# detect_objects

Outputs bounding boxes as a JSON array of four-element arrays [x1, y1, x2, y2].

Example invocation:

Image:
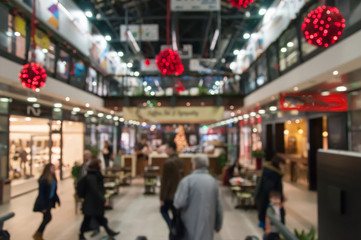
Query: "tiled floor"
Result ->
[[0, 178, 317, 240]]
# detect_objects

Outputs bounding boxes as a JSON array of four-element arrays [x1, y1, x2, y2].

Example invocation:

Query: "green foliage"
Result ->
[[71, 162, 82, 179], [217, 152, 227, 168], [85, 145, 100, 158], [294, 227, 317, 240], [198, 86, 208, 95], [252, 150, 265, 159]]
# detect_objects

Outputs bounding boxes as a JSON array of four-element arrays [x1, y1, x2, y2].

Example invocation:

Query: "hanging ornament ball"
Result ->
[[19, 62, 47, 90], [144, 58, 151, 66], [302, 5, 346, 48], [155, 49, 184, 76], [227, 0, 254, 8]]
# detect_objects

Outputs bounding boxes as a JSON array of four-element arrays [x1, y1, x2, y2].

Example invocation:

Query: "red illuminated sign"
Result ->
[[279, 93, 348, 112]]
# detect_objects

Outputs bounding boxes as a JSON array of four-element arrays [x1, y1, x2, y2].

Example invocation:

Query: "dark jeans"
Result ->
[[160, 200, 176, 229], [37, 210, 52, 233], [80, 215, 108, 234], [264, 233, 280, 240]]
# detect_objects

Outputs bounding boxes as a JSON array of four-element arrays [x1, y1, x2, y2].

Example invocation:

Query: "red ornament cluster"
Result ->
[[19, 63, 47, 90], [227, 0, 254, 8], [302, 6, 345, 48], [155, 48, 184, 75], [144, 58, 151, 66]]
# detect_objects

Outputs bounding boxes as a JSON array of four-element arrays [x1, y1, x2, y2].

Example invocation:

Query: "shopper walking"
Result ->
[[255, 155, 286, 229], [33, 163, 60, 240], [174, 154, 223, 240], [78, 158, 119, 240], [102, 140, 113, 168], [160, 141, 185, 229]]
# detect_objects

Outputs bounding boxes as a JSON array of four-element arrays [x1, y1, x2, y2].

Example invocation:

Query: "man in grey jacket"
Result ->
[[174, 154, 223, 240]]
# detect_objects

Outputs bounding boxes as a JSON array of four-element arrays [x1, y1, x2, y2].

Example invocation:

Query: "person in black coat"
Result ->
[[33, 163, 60, 240], [255, 156, 286, 229], [79, 158, 119, 240]]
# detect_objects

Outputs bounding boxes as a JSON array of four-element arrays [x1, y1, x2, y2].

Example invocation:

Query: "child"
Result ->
[[264, 191, 285, 240]]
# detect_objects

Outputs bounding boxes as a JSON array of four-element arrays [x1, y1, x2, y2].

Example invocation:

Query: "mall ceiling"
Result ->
[[73, 0, 276, 64]]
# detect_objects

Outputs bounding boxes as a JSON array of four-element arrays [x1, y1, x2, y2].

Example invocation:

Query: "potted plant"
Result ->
[[71, 161, 82, 180], [294, 227, 317, 240], [85, 145, 100, 158], [252, 150, 265, 170]]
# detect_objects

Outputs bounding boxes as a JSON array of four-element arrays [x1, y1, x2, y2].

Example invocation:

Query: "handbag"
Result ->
[[169, 210, 185, 240]]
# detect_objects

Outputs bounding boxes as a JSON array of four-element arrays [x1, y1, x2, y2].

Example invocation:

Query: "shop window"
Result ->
[[86, 67, 98, 93], [267, 43, 280, 81], [103, 77, 109, 96], [97, 75, 104, 96], [244, 65, 256, 94], [256, 54, 268, 87], [279, 25, 299, 72], [29, 33, 55, 74], [57, 50, 70, 81], [5, 15, 27, 60], [336, 0, 361, 27], [0, 131, 8, 179], [69, 59, 85, 88]]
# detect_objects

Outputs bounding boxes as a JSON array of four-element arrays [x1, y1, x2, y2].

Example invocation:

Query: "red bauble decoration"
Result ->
[[155, 48, 184, 75], [144, 58, 151, 66], [19, 62, 47, 90], [302, 6, 346, 48], [227, 0, 254, 8]]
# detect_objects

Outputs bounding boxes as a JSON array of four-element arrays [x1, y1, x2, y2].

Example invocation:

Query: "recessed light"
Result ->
[[336, 86, 347, 92], [333, 70, 339, 76], [14, 32, 21, 37], [85, 103, 90, 107], [0, 98, 11, 102], [33, 103, 40, 108], [287, 42, 294, 48], [65, 97, 70, 101], [259, 8, 267, 16], [86, 110, 94, 115], [321, 91, 330, 96], [127, 62, 133, 68], [85, 11, 93, 18], [42, 48, 48, 54], [243, 33, 250, 40], [281, 47, 287, 53], [238, 116, 243, 120], [110, 110, 115, 114], [233, 49, 239, 55], [54, 103, 63, 108], [243, 114, 250, 119], [105, 35, 111, 41], [293, 86, 299, 91], [250, 112, 256, 117], [73, 107, 81, 112], [106, 115, 112, 119], [258, 109, 266, 114], [118, 51, 124, 57], [231, 112, 235, 117], [269, 106, 278, 111], [9, 117, 17, 122], [25, 117, 32, 121], [113, 116, 119, 121], [119, 118, 124, 122], [54, 108, 61, 112], [27, 97, 37, 102], [97, 113, 104, 117], [35, 88, 40, 93], [284, 130, 289, 135]]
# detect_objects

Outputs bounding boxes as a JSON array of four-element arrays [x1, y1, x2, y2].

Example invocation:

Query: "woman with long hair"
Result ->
[[79, 158, 119, 240], [33, 163, 60, 240]]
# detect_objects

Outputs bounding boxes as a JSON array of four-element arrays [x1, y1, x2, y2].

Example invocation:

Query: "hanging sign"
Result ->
[[123, 107, 224, 123], [279, 93, 348, 112], [171, 0, 221, 11], [120, 24, 159, 42]]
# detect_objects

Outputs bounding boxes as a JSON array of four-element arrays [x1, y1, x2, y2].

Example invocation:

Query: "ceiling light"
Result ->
[[269, 106, 278, 111], [321, 91, 330, 96], [33, 103, 40, 108], [287, 42, 294, 48], [65, 97, 70, 101], [295, 119, 300, 124], [86, 110, 94, 115], [110, 110, 115, 114], [127, 62, 133, 68], [243, 114, 250, 119], [9, 118, 17, 122], [14, 32, 21, 37], [231, 112, 235, 117], [27, 97, 37, 102], [336, 86, 347, 92], [25, 117, 31, 121], [258, 109, 266, 114], [333, 70, 339, 76], [0, 98, 11, 102], [54, 108, 61, 112], [85, 103, 90, 107], [259, 8, 267, 16], [97, 113, 104, 117], [42, 48, 48, 53], [113, 116, 119, 121], [73, 107, 81, 112], [210, 29, 220, 51], [323, 131, 328, 137], [233, 49, 239, 55], [293, 86, 299, 91], [105, 35, 111, 41], [250, 112, 256, 117], [134, 71, 140, 77], [238, 116, 243, 120], [298, 129, 304, 134], [221, 58, 226, 63], [106, 115, 112, 119], [118, 51, 124, 57], [85, 11, 93, 18], [119, 118, 124, 122], [35, 88, 40, 92], [281, 47, 287, 53], [243, 33, 250, 40], [284, 130, 289, 135], [54, 103, 63, 108], [141, 122, 147, 127]]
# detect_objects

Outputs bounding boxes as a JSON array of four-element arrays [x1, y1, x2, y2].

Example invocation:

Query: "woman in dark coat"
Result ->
[[255, 156, 286, 229], [33, 163, 60, 240], [79, 158, 119, 240]]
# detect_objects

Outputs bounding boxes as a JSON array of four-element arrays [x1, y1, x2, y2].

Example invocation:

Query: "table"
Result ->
[[229, 177, 257, 209]]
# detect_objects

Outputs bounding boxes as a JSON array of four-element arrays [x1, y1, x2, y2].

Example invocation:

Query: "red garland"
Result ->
[[302, 6, 345, 48], [227, 0, 254, 8], [155, 48, 184, 75], [19, 63, 47, 90]]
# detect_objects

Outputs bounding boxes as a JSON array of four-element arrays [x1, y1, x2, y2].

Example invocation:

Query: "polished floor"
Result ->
[[0, 178, 317, 240]]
